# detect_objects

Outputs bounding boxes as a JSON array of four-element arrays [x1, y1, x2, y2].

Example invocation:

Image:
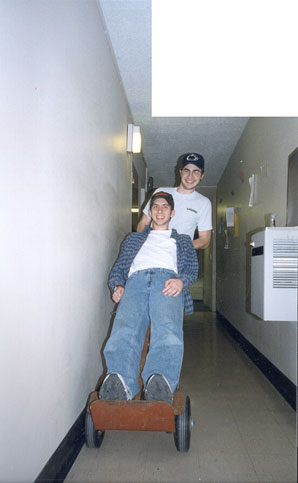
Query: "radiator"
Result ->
[[250, 227, 298, 321]]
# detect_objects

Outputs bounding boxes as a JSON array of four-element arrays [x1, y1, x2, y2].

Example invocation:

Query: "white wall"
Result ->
[[216, 118, 298, 384], [0, 1, 145, 480]]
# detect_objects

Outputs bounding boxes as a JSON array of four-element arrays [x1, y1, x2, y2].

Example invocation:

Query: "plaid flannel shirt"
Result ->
[[108, 227, 198, 315]]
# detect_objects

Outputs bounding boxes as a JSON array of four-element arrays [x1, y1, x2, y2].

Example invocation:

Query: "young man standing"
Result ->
[[137, 153, 212, 250], [100, 192, 198, 403]]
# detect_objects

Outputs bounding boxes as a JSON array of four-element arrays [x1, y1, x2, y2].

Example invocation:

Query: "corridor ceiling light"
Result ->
[[127, 124, 141, 154], [131, 208, 139, 213]]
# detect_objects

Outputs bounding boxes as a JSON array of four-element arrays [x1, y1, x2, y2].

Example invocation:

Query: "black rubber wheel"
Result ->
[[85, 411, 105, 448], [174, 395, 191, 452]]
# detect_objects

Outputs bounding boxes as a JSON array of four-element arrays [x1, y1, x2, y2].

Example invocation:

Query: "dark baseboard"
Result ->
[[34, 409, 85, 482], [217, 311, 296, 411]]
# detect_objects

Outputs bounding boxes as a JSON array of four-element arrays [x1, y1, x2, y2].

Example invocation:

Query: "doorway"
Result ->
[[188, 189, 216, 312], [287, 147, 298, 226]]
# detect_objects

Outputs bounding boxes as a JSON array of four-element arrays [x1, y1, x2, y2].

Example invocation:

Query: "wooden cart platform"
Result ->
[[87, 390, 186, 433]]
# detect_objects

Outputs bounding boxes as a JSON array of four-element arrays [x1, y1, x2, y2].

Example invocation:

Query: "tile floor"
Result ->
[[65, 311, 296, 483]]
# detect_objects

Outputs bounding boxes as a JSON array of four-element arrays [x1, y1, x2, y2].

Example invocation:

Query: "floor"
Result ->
[[65, 311, 296, 483], [188, 278, 204, 301]]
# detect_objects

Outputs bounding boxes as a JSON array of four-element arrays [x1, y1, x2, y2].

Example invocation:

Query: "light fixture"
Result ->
[[131, 208, 139, 213], [127, 124, 141, 154]]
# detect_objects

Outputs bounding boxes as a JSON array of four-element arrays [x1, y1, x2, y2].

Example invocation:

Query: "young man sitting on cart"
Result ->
[[100, 191, 198, 404]]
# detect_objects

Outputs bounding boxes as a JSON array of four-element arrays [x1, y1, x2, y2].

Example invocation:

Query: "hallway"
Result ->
[[66, 312, 296, 483]]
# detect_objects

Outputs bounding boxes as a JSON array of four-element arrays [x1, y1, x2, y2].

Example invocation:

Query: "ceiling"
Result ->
[[99, 0, 249, 191]]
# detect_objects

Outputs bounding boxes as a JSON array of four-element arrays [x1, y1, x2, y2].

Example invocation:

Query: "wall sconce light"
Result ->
[[127, 124, 141, 154]]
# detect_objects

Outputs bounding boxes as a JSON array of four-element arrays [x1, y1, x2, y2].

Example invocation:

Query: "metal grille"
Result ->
[[273, 239, 298, 288]]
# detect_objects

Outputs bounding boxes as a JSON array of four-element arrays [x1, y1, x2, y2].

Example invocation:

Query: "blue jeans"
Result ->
[[104, 268, 184, 398]]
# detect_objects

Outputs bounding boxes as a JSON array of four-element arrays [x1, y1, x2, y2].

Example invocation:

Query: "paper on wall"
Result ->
[[226, 207, 235, 227]]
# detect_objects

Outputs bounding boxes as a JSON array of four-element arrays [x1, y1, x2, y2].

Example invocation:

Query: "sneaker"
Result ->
[[99, 373, 130, 400], [144, 374, 173, 404]]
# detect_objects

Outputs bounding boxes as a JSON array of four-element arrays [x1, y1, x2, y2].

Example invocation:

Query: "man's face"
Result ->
[[180, 163, 205, 191], [149, 197, 174, 229]]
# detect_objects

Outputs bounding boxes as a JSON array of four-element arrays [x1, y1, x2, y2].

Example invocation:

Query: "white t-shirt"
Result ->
[[143, 187, 212, 239], [128, 230, 177, 278]]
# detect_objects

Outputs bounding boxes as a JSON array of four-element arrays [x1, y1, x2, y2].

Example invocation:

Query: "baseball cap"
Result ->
[[181, 152, 205, 170], [149, 191, 174, 210]]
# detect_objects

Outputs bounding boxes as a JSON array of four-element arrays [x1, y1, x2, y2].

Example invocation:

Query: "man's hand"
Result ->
[[112, 286, 125, 303], [136, 213, 151, 232], [163, 278, 183, 297]]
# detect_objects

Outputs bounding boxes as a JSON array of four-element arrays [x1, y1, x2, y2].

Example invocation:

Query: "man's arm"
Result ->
[[108, 237, 130, 293], [136, 213, 151, 232], [192, 230, 211, 250], [176, 236, 199, 289]]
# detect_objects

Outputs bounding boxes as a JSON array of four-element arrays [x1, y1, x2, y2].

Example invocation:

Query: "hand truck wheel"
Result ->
[[174, 395, 193, 452], [85, 410, 105, 448]]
